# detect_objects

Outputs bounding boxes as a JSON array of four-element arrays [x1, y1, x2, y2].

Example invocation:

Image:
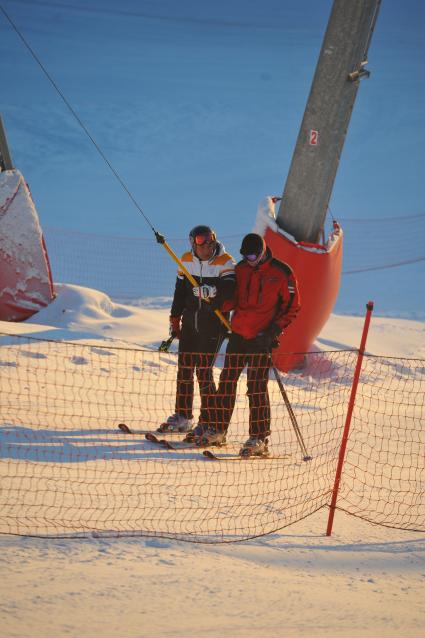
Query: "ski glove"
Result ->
[[169, 315, 182, 339], [255, 323, 282, 352], [192, 285, 217, 300]]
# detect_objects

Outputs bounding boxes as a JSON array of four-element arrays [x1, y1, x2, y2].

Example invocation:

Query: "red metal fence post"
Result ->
[[326, 301, 374, 536]]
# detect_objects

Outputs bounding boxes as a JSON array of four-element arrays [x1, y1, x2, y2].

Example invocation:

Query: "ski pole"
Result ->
[[271, 363, 312, 461], [155, 231, 232, 332]]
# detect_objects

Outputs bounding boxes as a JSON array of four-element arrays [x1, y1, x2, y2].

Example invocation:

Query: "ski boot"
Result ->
[[195, 427, 227, 447], [183, 422, 209, 443], [239, 436, 269, 457], [158, 413, 194, 433]]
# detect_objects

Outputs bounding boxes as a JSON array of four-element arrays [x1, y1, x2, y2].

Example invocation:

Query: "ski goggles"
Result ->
[[244, 253, 260, 262], [193, 234, 215, 246]]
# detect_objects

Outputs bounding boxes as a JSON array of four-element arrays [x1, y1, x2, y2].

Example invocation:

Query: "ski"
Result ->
[[203, 449, 290, 461], [145, 432, 198, 450], [118, 423, 153, 435], [143, 433, 286, 458], [145, 432, 231, 451], [118, 423, 183, 436]]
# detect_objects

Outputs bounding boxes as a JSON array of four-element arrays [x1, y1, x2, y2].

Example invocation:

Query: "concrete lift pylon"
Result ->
[[276, 0, 382, 243], [265, 0, 382, 370]]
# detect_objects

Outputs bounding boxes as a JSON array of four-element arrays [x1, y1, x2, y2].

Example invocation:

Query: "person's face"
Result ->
[[195, 242, 215, 260], [193, 235, 216, 260]]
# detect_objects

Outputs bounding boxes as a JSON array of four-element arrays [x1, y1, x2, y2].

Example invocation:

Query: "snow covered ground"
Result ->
[[1, 515, 423, 638], [0, 285, 424, 638]]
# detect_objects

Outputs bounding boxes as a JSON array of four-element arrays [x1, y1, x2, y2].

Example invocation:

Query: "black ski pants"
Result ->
[[175, 323, 223, 422], [208, 332, 271, 439]]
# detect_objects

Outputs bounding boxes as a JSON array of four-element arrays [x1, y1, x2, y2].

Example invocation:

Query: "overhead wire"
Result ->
[[2, 0, 290, 32], [0, 2, 232, 331], [0, 3, 158, 235]]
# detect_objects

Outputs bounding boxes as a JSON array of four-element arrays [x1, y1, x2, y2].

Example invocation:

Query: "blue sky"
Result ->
[[1, 0, 425, 316]]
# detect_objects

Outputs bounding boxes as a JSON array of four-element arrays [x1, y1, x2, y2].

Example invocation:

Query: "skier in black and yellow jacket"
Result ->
[[160, 225, 235, 438]]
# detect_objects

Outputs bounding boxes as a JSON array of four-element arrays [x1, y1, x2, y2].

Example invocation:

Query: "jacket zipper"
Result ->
[[195, 260, 203, 332], [258, 276, 263, 304]]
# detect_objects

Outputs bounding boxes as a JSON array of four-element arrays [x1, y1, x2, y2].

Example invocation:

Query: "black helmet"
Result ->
[[240, 233, 266, 257], [189, 225, 217, 248]]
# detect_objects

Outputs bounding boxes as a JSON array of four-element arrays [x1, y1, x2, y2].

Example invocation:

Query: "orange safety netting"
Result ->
[[0, 334, 424, 541]]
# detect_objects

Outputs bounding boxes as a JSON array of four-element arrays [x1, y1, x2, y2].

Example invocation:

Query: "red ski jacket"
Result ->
[[225, 248, 301, 340]]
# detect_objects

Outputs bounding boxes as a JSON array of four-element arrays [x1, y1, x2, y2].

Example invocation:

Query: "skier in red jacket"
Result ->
[[195, 232, 301, 456]]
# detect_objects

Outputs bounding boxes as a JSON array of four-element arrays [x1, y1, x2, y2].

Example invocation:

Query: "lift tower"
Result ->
[[276, 0, 382, 243]]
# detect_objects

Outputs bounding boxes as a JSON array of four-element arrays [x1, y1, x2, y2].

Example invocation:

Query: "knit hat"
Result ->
[[240, 233, 266, 257]]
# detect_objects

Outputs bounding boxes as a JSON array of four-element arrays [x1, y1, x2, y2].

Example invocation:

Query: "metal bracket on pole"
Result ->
[[348, 61, 371, 82], [0, 115, 14, 171]]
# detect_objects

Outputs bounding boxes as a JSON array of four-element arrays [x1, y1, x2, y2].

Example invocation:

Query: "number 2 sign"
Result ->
[[309, 129, 319, 146]]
